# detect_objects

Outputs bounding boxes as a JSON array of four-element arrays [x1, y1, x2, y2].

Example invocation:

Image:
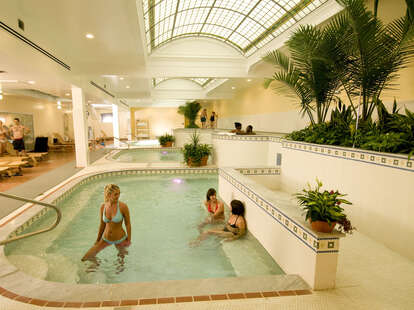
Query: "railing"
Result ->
[[0, 192, 61, 245], [113, 137, 130, 149]]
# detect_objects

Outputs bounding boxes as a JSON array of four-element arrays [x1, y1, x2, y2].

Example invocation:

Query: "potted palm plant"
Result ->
[[294, 179, 355, 234], [158, 133, 175, 147], [177, 101, 202, 128], [182, 131, 212, 167]]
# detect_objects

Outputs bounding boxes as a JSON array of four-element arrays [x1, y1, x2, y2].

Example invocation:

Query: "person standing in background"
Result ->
[[0, 120, 9, 156], [210, 111, 218, 129], [200, 108, 207, 128], [9, 118, 30, 156]]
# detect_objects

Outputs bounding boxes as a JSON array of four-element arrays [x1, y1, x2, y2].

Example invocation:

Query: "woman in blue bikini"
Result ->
[[82, 184, 131, 261]]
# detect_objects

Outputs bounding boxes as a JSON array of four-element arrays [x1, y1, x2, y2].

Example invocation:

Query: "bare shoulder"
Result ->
[[119, 201, 129, 211]]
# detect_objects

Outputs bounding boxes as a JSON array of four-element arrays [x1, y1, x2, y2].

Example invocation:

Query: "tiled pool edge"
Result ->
[[0, 166, 313, 307], [219, 167, 343, 290], [0, 286, 311, 307]]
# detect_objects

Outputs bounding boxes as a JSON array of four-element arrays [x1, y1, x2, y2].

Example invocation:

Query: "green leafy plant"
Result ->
[[294, 179, 355, 234], [178, 101, 202, 128], [158, 133, 175, 146], [182, 131, 212, 166]]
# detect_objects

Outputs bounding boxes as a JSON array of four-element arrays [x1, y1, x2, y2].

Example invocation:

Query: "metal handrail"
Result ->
[[0, 192, 61, 245], [113, 137, 130, 149]]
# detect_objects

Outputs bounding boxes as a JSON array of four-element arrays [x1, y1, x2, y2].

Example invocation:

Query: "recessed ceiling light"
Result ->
[[247, 79, 252, 82], [231, 86, 236, 90], [57, 105, 62, 109], [57, 101, 61, 105], [120, 77, 124, 80], [27, 80, 36, 84], [85, 33, 95, 39], [126, 85, 130, 88]]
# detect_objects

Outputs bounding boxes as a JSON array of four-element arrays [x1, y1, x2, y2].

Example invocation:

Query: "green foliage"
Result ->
[[264, 0, 414, 126], [177, 101, 202, 128], [158, 133, 175, 145], [294, 179, 355, 234], [181, 131, 212, 165], [287, 100, 414, 155]]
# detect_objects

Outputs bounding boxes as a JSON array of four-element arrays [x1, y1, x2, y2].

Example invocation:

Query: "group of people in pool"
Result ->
[[81, 185, 246, 261]]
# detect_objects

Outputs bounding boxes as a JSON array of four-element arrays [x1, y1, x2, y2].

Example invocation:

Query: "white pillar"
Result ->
[[112, 103, 120, 147], [71, 86, 89, 167]]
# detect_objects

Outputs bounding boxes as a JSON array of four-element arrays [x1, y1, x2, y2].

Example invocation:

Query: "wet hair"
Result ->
[[246, 125, 253, 133], [14, 118, 20, 122], [234, 122, 242, 129], [230, 200, 245, 216], [206, 188, 216, 201], [104, 184, 120, 202]]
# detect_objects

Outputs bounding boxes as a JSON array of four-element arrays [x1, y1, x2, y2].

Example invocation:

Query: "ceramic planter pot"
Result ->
[[161, 141, 173, 147], [187, 155, 208, 167], [310, 220, 336, 233]]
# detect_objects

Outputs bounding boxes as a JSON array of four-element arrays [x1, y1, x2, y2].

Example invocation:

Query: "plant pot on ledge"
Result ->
[[187, 155, 208, 167], [310, 220, 336, 233], [161, 141, 173, 147]]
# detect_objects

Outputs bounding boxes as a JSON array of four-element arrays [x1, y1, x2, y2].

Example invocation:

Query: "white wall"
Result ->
[[280, 142, 414, 260], [0, 94, 70, 139]]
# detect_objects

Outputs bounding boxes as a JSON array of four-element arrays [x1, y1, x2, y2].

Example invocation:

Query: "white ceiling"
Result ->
[[0, 0, 342, 108]]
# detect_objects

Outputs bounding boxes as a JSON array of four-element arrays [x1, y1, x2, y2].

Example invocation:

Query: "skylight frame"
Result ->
[[143, 0, 328, 56], [152, 77, 214, 88]]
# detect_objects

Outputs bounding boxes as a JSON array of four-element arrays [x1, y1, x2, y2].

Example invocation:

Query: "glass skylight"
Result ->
[[142, 0, 328, 56], [153, 78, 214, 87]]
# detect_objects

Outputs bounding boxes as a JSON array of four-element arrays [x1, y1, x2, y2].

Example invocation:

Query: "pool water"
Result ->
[[111, 149, 183, 162], [5, 174, 283, 284]]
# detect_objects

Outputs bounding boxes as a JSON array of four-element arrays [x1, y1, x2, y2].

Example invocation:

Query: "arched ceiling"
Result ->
[[153, 77, 214, 87], [142, 0, 328, 56]]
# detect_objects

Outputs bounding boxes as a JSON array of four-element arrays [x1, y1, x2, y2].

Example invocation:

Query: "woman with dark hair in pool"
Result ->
[[82, 184, 131, 261], [207, 199, 246, 240], [191, 200, 246, 246], [199, 188, 224, 229]]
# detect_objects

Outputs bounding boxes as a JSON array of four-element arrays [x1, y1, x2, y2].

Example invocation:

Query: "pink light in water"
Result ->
[[162, 151, 168, 155], [172, 178, 183, 184]]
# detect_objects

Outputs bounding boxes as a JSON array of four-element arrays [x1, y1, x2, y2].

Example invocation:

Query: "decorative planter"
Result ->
[[187, 156, 208, 167], [310, 220, 336, 233], [161, 141, 173, 147]]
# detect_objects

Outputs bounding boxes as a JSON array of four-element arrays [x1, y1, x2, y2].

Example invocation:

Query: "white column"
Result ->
[[71, 86, 89, 167], [112, 103, 120, 147]]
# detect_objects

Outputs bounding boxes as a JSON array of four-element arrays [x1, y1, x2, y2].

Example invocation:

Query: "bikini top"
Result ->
[[103, 201, 123, 223], [207, 201, 219, 213], [228, 215, 239, 228]]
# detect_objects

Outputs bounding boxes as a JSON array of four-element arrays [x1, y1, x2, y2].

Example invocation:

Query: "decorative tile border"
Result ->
[[237, 167, 280, 175], [219, 168, 340, 254], [6, 167, 217, 239], [0, 286, 311, 307], [213, 134, 277, 142], [282, 140, 414, 172]]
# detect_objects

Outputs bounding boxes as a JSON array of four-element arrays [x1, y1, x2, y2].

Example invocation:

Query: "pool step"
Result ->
[[221, 233, 284, 277], [7, 255, 48, 280], [44, 253, 79, 283]]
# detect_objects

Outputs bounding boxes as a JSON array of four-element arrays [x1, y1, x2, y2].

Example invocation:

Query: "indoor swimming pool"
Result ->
[[5, 173, 283, 284], [110, 148, 183, 163]]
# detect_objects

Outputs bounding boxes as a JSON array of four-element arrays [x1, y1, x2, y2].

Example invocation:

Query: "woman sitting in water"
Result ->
[[82, 184, 131, 261], [199, 188, 224, 229], [191, 200, 246, 246]]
